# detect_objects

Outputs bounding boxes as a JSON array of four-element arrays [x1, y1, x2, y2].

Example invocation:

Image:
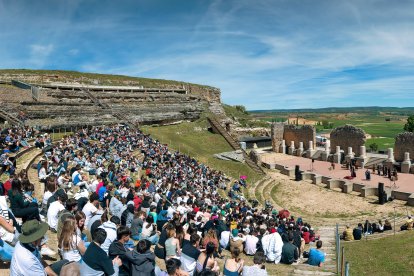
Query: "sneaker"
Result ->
[[40, 246, 56, 257]]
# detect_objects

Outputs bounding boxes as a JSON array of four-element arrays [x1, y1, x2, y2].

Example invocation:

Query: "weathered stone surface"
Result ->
[[0, 72, 221, 128], [394, 132, 414, 162], [330, 125, 366, 156], [283, 125, 316, 150], [271, 123, 285, 153]]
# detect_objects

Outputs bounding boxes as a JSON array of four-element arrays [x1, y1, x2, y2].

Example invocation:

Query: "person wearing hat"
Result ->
[[10, 220, 67, 275]]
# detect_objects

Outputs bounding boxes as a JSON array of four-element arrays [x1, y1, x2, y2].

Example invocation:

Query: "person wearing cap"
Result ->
[[10, 220, 68, 275]]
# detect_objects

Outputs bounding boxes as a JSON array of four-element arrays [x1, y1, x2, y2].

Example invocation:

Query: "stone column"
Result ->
[[384, 148, 395, 169], [307, 140, 316, 158], [325, 140, 330, 152], [360, 146, 366, 158], [288, 141, 295, 155], [279, 140, 286, 154], [345, 147, 354, 164], [297, 142, 304, 156], [401, 152, 412, 173], [356, 145, 368, 168], [333, 146, 341, 164]]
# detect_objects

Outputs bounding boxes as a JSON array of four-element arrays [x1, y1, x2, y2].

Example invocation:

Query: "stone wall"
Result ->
[[271, 123, 285, 152], [283, 125, 316, 150], [0, 71, 223, 128], [394, 132, 414, 162], [330, 125, 366, 155]]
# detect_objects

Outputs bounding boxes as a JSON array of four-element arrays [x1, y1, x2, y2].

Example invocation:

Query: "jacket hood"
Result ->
[[126, 249, 155, 266]]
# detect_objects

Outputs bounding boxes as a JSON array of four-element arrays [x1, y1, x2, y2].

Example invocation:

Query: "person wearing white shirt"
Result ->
[[245, 232, 260, 256], [11, 220, 64, 276], [47, 194, 67, 232], [220, 230, 231, 249], [98, 217, 120, 254], [82, 193, 100, 227]]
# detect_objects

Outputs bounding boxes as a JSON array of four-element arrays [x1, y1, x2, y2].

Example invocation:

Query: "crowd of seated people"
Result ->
[[0, 125, 327, 275], [0, 126, 40, 177], [342, 218, 396, 241]]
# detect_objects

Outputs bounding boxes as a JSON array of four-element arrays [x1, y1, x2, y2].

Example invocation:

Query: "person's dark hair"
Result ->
[[11, 179, 23, 195], [66, 198, 78, 211], [89, 192, 99, 202], [145, 215, 154, 228], [288, 233, 294, 242], [93, 228, 107, 244], [101, 209, 109, 223], [110, 216, 121, 225], [316, 240, 323, 249], [46, 181, 56, 193], [59, 193, 68, 203], [136, 239, 151, 253], [116, 226, 131, 240], [198, 271, 218, 276], [253, 251, 266, 265], [231, 247, 241, 261], [166, 258, 181, 275], [190, 233, 200, 245]]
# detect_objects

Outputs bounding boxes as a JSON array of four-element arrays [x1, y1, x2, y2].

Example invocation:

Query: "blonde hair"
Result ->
[[167, 228, 176, 239], [59, 217, 78, 251]]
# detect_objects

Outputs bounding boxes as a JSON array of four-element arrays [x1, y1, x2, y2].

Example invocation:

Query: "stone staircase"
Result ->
[[81, 89, 140, 129], [0, 108, 24, 126], [207, 116, 265, 175], [291, 226, 337, 276], [364, 156, 387, 168]]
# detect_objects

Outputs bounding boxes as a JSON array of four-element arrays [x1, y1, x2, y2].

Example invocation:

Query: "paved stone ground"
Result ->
[[264, 153, 414, 194]]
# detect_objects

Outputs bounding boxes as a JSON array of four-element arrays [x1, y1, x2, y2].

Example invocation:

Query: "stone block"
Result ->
[[361, 187, 378, 197], [342, 182, 353, 193], [401, 161, 411, 173], [407, 194, 414, 206], [312, 175, 322, 184], [352, 183, 365, 193]]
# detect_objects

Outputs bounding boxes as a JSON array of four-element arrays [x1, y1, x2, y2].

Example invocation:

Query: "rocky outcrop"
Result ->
[[0, 71, 224, 128], [330, 125, 366, 155]]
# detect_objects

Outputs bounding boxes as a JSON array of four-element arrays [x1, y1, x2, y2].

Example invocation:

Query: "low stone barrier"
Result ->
[[361, 186, 378, 197]]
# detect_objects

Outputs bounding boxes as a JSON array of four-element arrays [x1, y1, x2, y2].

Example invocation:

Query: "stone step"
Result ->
[[292, 270, 335, 276]]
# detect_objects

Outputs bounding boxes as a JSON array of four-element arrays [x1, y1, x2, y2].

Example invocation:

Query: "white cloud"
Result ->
[[29, 44, 54, 67]]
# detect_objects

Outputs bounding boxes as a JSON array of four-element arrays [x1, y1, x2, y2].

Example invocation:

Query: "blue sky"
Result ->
[[1, 0, 414, 110]]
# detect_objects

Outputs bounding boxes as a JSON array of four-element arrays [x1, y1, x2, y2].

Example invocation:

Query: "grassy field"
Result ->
[[343, 231, 414, 275], [141, 119, 263, 183], [252, 109, 411, 151]]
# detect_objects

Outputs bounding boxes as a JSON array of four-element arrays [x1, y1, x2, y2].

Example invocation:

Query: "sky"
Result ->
[[1, 0, 414, 110]]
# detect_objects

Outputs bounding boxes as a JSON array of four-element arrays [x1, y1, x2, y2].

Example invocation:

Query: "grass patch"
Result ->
[[141, 120, 262, 181], [343, 231, 414, 275]]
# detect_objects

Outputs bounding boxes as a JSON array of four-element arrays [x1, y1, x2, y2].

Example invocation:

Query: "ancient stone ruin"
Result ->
[[283, 124, 316, 150], [394, 132, 414, 162], [271, 123, 285, 153], [0, 72, 224, 129], [330, 125, 366, 156]]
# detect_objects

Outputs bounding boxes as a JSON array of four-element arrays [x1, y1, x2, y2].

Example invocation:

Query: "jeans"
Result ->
[[0, 241, 14, 261], [144, 234, 159, 245], [131, 234, 141, 241]]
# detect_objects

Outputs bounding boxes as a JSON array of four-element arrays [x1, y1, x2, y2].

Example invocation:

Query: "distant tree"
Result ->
[[404, 115, 414, 132], [369, 143, 378, 152], [235, 105, 248, 114]]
